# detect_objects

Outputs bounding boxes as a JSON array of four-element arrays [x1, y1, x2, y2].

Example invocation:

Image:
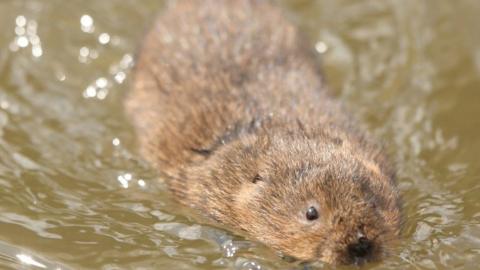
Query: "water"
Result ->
[[0, 0, 479, 269]]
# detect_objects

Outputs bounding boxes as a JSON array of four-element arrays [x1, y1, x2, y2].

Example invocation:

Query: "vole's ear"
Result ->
[[252, 173, 263, 184]]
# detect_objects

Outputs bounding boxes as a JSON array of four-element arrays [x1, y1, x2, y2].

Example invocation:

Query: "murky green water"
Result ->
[[0, 0, 479, 269]]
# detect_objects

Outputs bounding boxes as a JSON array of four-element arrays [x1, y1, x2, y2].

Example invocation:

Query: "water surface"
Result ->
[[0, 0, 479, 269]]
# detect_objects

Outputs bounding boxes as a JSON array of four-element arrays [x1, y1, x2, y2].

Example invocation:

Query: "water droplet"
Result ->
[[222, 239, 239, 257], [239, 260, 262, 270]]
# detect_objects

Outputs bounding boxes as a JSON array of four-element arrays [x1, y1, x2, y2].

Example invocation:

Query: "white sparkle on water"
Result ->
[[114, 71, 126, 84], [15, 26, 25, 35], [83, 86, 97, 98], [315, 41, 328, 54], [96, 89, 108, 100], [112, 138, 120, 146], [117, 173, 133, 189], [96, 77, 108, 88], [17, 36, 29, 48], [98, 33, 110, 45], [79, 47, 89, 61], [16, 15, 27, 27], [11, 15, 43, 57], [32, 46, 43, 57], [1, 101, 9, 110], [16, 254, 46, 268], [80, 14, 94, 32], [117, 175, 129, 189]]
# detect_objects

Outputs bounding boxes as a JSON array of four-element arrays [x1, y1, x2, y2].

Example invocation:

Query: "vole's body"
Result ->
[[126, 0, 401, 265]]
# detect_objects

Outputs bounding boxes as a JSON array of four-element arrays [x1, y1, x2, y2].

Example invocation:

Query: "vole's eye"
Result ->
[[252, 174, 262, 183], [306, 206, 319, 221]]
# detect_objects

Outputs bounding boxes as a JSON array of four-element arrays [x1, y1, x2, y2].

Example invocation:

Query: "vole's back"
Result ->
[[126, 0, 349, 173]]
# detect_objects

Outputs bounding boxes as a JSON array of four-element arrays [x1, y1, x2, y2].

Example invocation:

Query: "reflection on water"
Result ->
[[0, 0, 479, 269], [0, 240, 71, 269], [10, 15, 43, 58]]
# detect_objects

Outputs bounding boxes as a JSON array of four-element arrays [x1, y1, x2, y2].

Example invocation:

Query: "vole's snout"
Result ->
[[347, 236, 373, 261]]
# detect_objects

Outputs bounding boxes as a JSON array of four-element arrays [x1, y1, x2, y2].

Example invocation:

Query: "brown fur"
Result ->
[[125, 0, 401, 265]]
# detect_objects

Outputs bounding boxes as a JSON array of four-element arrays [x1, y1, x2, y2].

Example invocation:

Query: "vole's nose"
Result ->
[[347, 236, 373, 259]]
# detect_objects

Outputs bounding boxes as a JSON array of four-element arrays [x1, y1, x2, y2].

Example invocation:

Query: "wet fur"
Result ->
[[126, 0, 401, 265]]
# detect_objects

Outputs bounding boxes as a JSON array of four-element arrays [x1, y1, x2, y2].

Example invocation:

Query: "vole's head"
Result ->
[[223, 131, 401, 265]]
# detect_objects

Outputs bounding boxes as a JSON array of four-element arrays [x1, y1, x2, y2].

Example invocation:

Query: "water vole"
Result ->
[[125, 0, 401, 265]]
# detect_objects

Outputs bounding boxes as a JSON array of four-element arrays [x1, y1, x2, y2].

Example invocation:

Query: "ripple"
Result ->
[[0, 0, 479, 269], [0, 240, 71, 270], [0, 213, 62, 239]]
